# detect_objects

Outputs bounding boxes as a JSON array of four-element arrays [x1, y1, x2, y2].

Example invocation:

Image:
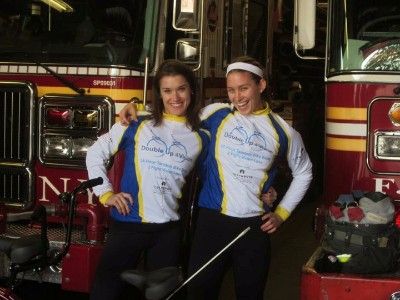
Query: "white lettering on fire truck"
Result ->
[[92, 80, 116, 87], [373, 177, 396, 194], [38, 176, 95, 204]]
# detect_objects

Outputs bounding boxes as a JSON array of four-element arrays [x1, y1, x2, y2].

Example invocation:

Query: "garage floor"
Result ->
[[219, 200, 319, 300]]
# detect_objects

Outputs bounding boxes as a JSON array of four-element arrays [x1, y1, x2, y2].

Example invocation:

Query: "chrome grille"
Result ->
[[0, 167, 31, 206], [0, 82, 35, 207], [0, 83, 34, 162]]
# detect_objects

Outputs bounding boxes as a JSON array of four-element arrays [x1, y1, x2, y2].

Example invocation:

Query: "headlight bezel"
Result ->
[[38, 95, 114, 168], [374, 131, 400, 160]]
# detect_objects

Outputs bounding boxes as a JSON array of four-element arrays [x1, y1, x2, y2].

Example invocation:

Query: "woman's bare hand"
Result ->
[[105, 192, 134, 215], [260, 212, 283, 234], [119, 102, 138, 125]]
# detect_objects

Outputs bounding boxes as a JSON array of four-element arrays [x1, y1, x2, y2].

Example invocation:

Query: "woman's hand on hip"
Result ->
[[106, 192, 134, 215], [260, 212, 283, 234]]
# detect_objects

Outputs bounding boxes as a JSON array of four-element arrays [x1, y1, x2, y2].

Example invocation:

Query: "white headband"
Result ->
[[226, 62, 264, 78]]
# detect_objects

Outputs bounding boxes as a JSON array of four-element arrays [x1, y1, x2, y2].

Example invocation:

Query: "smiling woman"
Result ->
[[151, 60, 200, 129], [226, 71, 266, 115], [86, 59, 209, 300], [160, 75, 191, 116], [185, 56, 313, 299]]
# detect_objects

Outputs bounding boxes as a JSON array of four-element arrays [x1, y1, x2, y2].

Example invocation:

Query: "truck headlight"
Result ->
[[375, 132, 400, 160], [72, 137, 95, 158], [44, 136, 71, 157]]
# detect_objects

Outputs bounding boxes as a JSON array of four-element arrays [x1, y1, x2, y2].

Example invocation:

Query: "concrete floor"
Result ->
[[265, 201, 319, 299], [219, 200, 319, 300]]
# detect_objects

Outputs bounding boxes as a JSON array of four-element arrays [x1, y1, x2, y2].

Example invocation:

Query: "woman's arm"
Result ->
[[274, 129, 313, 221], [86, 123, 133, 214], [260, 129, 312, 234]]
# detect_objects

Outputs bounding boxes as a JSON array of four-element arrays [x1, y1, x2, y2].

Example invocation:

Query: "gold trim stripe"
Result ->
[[326, 137, 366, 152], [37, 86, 143, 100], [327, 107, 367, 121]]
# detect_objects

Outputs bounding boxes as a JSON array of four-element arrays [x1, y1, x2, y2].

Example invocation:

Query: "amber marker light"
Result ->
[[389, 103, 400, 126]]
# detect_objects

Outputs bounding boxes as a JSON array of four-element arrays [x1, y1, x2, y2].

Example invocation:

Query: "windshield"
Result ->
[[328, 0, 400, 75], [0, 0, 158, 68]]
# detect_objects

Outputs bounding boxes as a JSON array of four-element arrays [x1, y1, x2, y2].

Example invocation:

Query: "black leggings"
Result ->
[[187, 208, 271, 300], [90, 220, 182, 300]]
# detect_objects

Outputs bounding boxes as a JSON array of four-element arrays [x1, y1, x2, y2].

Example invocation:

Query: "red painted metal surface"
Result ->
[[75, 203, 106, 242], [301, 272, 322, 300], [327, 82, 398, 107], [324, 82, 400, 205], [301, 271, 400, 300], [35, 160, 118, 242], [61, 243, 103, 293]]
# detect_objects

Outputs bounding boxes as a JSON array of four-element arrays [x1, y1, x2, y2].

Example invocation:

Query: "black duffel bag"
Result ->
[[322, 216, 400, 274]]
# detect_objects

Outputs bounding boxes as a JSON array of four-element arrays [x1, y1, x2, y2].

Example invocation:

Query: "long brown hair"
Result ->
[[151, 60, 200, 131]]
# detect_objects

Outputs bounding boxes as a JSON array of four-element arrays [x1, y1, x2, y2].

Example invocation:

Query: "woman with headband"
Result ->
[[118, 56, 312, 299]]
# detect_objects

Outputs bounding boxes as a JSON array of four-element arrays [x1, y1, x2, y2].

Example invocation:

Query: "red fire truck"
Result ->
[[0, 0, 276, 294], [295, 0, 400, 298]]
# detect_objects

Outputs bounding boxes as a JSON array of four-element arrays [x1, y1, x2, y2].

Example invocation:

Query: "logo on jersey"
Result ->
[[153, 176, 173, 195], [224, 126, 268, 151], [141, 130, 192, 163], [233, 168, 254, 183]]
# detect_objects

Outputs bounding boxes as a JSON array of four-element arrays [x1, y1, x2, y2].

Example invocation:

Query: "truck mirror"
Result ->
[[176, 39, 199, 65], [173, 0, 200, 31], [294, 0, 316, 50]]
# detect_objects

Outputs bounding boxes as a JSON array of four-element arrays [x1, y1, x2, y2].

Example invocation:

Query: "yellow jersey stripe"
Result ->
[[135, 121, 146, 221], [258, 115, 275, 205], [275, 205, 290, 221], [99, 191, 114, 205], [217, 115, 232, 214], [163, 113, 187, 123]]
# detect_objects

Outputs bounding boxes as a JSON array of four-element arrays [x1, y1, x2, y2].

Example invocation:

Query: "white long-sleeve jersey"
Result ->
[[86, 114, 209, 223], [198, 103, 313, 220]]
